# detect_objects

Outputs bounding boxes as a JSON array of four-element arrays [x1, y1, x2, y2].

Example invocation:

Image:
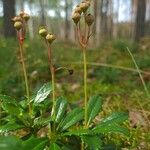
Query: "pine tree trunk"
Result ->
[[134, 0, 146, 42], [39, 0, 46, 26], [2, 0, 16, 37], [64, 0, 70, 41]]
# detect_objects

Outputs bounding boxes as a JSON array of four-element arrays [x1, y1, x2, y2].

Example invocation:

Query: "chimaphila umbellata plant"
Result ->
[[0, 2, 129, 150]]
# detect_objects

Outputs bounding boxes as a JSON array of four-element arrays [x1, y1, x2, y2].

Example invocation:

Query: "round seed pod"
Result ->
[[39, 28, 48, 37], [46, 33, 56, 44], [80, 1, 90, 13], [72, 12, 81, 24], [74, 5, 82, 14], [85, 13, 94, 26], [23, 13, 30, 21], [14, 21, 23, 30]]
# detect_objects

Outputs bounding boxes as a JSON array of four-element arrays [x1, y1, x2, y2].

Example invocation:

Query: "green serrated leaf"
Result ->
[[34, 83, 52, 103], [81, 135, 102, 149], [0, 136, 23, 150], [93, 124, 129, 136], [49, 143, 61, 150], [0, 123, 24, 133], [55, 97, 68, 123], [58, 107, 84, 131], [62, 128, 90, 136], [92, 112, 129, 136], [87, 95, 102, 126], [98, 112, 128, 127]]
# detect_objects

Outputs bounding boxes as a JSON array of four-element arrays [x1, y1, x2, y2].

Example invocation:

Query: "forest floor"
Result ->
[[0, 38, 150, 149]]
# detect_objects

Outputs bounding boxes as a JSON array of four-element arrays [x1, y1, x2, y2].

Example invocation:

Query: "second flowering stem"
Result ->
[[46, 42, 56, 122], [18, 40, 31, 116], [83, 48, 88, 126]]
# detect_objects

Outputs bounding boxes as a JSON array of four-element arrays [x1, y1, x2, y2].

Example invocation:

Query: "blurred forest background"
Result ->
[[0, 0, 150, 43], [0, 1, 150, 148]]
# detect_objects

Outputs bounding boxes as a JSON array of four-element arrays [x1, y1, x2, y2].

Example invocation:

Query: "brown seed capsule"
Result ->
[[12, 16, 22, 22], [19, 11, 25, 17], [46, 33, 56, 44], [68, 69, 74, 75], [23, 13, 30, 21], [74, 5, 82, 14], [72, 12, 81, 24], [39, 28, 48, 37], [14, 21, 23, 30], [80, 1, 90, 13], [85, 13, 94, 26]]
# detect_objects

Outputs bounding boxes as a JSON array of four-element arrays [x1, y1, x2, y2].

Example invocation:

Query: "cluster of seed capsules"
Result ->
[[72, 0, 94, 26], [39, 28, 56, 45], [12, 11, 30, 42]]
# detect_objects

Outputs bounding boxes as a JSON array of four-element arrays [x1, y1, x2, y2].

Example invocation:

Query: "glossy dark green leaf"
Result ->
[[34, 83, 52, 103], [22, 136, 48, 150], [49, 143, 61, 150], [0, 123, 24, 133], [32, 140, 48, 150], [58, 107, 84, 131], [0, 136, 23, 150], [81, 135, 102, 149], [87, 95, 102, 126], [55, 97, 68, 123]]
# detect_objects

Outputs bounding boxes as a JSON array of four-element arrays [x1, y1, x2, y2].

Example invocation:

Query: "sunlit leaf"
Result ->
[[87, 95, 102, 126], [55, 97, 68, 123], [34, 83, 52, 103]]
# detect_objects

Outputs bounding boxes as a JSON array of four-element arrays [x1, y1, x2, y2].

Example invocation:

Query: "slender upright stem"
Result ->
[[83, 48, 87, 126], [47, 42, 56, 131], [19, 42, 31, 116], [47, 43, 55, 110]]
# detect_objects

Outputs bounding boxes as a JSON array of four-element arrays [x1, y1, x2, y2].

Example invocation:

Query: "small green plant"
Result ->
[[0, 1, 129, 149]]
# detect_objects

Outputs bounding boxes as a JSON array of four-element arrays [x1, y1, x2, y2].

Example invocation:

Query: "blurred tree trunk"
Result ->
[[2, 0, 16, 37], [64, 0, 70, 41], [93, 0, 98, 44], [18, 0, 24, 10], [108, 0, 113, 39], [113, 0, 119, 39], [134, 0, 146, 42], [100, 0, 109, 40], [39, 0, 46, 25]]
